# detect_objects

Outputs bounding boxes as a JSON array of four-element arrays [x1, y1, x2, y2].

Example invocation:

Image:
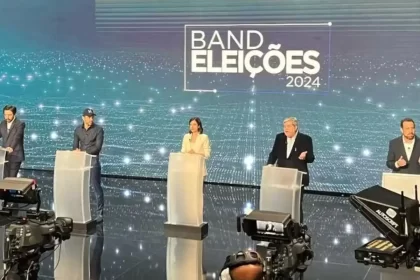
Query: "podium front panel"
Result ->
[[53, 168, 91, 223], [166, 237, 203, 280], [55, 151, 92, 170], [0, 226, 4, 270], [0, 149, 7, 164], [260, 186, 301, 223], [0, 148, 7, 180], [0, 163, 5, 180], [167, 153, 204, 226], [261, 166, 300, 189], [382, 172, 420, 200], [54, 235, 90, 280]]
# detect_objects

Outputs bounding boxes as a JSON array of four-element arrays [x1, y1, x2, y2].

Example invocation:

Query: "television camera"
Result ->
[[0, 178, 73, 280], [220, 210, 313, 280], [350, 185, 420, 270]]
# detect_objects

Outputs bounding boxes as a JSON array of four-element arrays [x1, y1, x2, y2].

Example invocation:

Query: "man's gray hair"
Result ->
[[283, 117, 298, 127]]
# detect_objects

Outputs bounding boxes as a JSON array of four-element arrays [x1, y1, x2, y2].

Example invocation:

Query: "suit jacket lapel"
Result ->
[[399, 136, 420, 162], [414, 136, 419, 150], [4, 119, 16, 143], [281, 134, 287, 158], [292, 133, 300, 155], [2, 121, 9, 143], [410, 136, 420, 163], [0, 122, 5, 139], [285, 132, 299, 159], [400, 137, 408, 160]]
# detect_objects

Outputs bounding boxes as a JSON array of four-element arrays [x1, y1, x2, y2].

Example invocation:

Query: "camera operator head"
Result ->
[[220, 250, 264, 280], [229, 264, 264, 280]]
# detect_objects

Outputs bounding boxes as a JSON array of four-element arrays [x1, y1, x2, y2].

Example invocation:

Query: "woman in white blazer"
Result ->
[[181, 117, 211, 176]]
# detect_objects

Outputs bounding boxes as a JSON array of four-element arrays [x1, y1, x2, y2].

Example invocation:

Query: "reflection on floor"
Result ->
[[0, 170, 418, 279]]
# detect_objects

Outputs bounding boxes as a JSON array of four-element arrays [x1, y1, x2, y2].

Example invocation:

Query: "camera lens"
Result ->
[[55, 217, 73, 235]]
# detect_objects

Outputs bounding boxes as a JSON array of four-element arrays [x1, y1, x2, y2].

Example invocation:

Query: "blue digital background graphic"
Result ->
[[0, 0, 419, 192]]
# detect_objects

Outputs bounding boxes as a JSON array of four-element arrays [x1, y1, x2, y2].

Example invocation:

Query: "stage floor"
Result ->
[[2, 170, 419, 280]]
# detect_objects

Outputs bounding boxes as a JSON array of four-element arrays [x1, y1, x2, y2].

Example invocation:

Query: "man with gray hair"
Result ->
[[267, 117, 315, 222]]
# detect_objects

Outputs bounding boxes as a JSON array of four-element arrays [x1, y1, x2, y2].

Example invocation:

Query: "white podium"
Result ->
[[382, 172, 420, 200], [54, 224, 104, 280], [0, 225, 4, 274], [53, 150, 96, 233], [0, 148, 7, 179], [0, 148, 8, 209], [259, 166, 304, 223], [166, 237, 204, 280], [164, 152, 208, 240], [54, 234, 90, 280]]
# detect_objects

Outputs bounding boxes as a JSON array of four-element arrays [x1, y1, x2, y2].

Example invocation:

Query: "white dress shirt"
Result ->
[[404, 138, 415, 161], [181, 133, 211, 176], [286, 132, 297, 158], [6, 119, 14, 131], [396, 137, 415, 168]]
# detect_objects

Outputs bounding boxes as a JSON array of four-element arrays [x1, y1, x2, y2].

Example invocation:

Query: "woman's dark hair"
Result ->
[[189, 117, 203, 134], [3, 105, 16, 115]]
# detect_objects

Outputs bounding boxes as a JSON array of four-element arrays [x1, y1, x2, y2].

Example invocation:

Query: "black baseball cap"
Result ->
[[83, 108, 96, 117]]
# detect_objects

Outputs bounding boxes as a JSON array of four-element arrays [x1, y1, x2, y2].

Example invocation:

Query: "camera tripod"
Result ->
[[2, 251, 42, 280]]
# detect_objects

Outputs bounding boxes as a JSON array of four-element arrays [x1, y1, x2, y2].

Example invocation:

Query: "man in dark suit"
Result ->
[[386, 118, 420, 174], [267, 117, 315, 222], [0, 105, 25, 178]]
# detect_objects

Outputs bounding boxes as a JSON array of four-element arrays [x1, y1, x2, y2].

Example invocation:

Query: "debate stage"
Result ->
[[0, 170, 417, 280]]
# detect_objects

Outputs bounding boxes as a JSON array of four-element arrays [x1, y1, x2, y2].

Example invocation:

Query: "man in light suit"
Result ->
[[267, 117, 315, 222], [0, 105, 25, 178], [386, 118, 420, 174]]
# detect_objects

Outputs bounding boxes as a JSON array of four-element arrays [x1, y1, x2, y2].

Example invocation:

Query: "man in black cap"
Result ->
[[73, 108, 104, 223]]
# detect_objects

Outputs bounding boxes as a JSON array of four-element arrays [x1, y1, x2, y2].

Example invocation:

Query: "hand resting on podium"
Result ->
[[265, 151, 308, 167], [72, 149, 97, 158], [269, 151, 308, 161], [180, 117, 211, 177], [187, 149, 205, 157], [181, 134, 211, 159]]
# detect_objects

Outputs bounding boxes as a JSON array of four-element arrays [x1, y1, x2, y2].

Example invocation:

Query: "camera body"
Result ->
[[256, 235, 313, 279], [2, 214, 73, 280], [234, 210, 313, 280], [4, 216, 73, 261], [0, 178, 74, 280]]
